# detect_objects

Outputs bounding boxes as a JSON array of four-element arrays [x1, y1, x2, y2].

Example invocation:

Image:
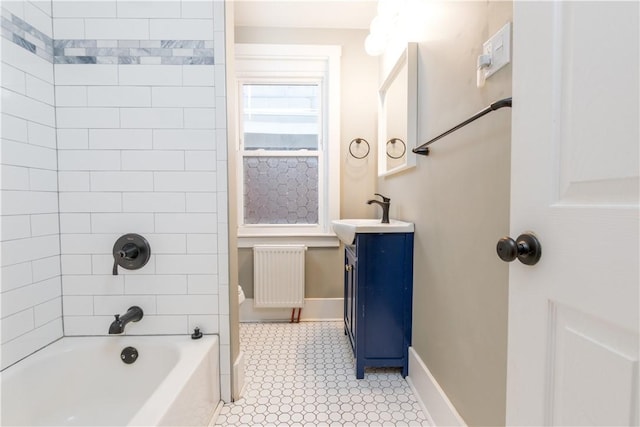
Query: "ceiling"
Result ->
[[233, 0, 377, 30]]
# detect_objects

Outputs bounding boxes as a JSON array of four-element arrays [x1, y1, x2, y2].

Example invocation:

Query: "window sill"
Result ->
[[237, 233, 339, 248]]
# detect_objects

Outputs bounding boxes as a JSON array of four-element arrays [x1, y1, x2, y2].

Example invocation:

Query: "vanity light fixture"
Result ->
[[364, 0, 404, 56]]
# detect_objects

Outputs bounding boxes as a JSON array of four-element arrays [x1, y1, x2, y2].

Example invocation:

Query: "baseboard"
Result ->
[[207, 400, 224, 427], [239, 298, 343, 322], [407, 347, 467, 427]]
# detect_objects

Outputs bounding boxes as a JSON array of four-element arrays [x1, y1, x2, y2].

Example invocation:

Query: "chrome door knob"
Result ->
[[496, 232, 542, 265]]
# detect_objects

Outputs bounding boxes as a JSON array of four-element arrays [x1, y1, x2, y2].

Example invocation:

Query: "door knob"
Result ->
[[496, 232, 542, 265]]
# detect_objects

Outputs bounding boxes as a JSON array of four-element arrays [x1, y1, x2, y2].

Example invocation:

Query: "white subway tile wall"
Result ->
[[2, 0, 230, 399], [117, 2, 182, 19], [1, 2, 62, 370], [52, 1, 117, 19], [50, 0, 227, 345]]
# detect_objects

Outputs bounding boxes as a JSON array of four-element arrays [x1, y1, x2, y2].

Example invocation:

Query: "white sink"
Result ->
[[331, 219, 414, 245]]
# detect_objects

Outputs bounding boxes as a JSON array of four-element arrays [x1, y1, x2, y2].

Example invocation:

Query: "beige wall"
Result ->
[[234, 27, 379, 299], [378, 2, 512, 426]]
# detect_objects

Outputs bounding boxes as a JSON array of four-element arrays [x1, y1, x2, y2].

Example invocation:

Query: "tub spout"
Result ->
[[366, 193, 390, 224], [109, 306, 143, 334]]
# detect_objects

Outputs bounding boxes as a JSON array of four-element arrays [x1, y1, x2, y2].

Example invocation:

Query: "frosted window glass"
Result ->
[[243, 157, 318, 224]]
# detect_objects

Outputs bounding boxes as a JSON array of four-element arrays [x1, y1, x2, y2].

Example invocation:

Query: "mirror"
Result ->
[[377, 43, 417, 176]]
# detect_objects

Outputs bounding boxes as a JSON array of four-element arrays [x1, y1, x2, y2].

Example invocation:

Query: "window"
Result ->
[[242, 83, 320, 225], [235, 45, 341, 247]]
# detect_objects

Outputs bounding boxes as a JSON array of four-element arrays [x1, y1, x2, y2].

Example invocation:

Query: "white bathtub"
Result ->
[[1, 335, 220, 426]]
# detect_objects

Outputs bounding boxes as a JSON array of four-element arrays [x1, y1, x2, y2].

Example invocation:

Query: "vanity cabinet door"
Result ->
[[344, 245, 357, 352], [345, 232, 414, 379], [360, 234, 406, 361]]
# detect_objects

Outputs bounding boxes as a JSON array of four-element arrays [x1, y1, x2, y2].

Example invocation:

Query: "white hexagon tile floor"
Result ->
[[214, 321, 430, 426]]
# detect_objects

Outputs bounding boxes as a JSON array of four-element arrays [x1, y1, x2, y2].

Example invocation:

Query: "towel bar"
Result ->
[[413, 97, 512, 156]]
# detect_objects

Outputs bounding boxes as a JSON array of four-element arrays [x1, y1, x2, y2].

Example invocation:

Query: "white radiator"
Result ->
[[253, 244, 306, 308]]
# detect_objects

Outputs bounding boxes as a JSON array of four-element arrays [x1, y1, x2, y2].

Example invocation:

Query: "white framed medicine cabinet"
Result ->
[[377, 42, 418, 177]]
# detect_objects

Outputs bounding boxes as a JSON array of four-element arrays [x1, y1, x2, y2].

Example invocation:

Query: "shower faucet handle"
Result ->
[[118, 243, 139, 259], [112, 234, 151, 276]]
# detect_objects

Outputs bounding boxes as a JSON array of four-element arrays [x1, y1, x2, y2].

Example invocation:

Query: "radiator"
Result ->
[[253, 244, 306, 308]]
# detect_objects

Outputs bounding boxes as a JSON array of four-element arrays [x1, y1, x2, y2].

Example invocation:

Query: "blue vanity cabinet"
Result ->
[[343, 232, 414, 379]]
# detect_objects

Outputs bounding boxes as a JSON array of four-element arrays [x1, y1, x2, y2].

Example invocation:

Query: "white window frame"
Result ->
[[235, 44, 341, 248]]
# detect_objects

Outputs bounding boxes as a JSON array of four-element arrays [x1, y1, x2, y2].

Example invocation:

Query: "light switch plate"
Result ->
[[483, 22, 511, 79]]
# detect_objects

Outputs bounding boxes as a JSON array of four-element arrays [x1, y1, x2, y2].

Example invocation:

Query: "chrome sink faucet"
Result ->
[[108, 306, 143, 334], [366, 193, 390, 224]]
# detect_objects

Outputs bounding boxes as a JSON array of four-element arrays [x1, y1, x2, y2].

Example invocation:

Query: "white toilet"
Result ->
[[238, 285, 246, 305]]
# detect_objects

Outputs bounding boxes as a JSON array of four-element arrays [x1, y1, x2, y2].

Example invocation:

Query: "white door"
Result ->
[[506, 2, 639, 426]]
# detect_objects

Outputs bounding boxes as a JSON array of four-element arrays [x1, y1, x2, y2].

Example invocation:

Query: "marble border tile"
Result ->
[[2, 13, 215, 66], [2, 13, 54, 63]]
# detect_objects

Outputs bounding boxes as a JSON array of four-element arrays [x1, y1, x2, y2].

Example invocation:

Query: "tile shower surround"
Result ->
[[2, 12, 214, 65], [1, 2, 60, 371], [2, 6, 225, 334], [2, 1, 230, 399], [48, 14, 226, 331]]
